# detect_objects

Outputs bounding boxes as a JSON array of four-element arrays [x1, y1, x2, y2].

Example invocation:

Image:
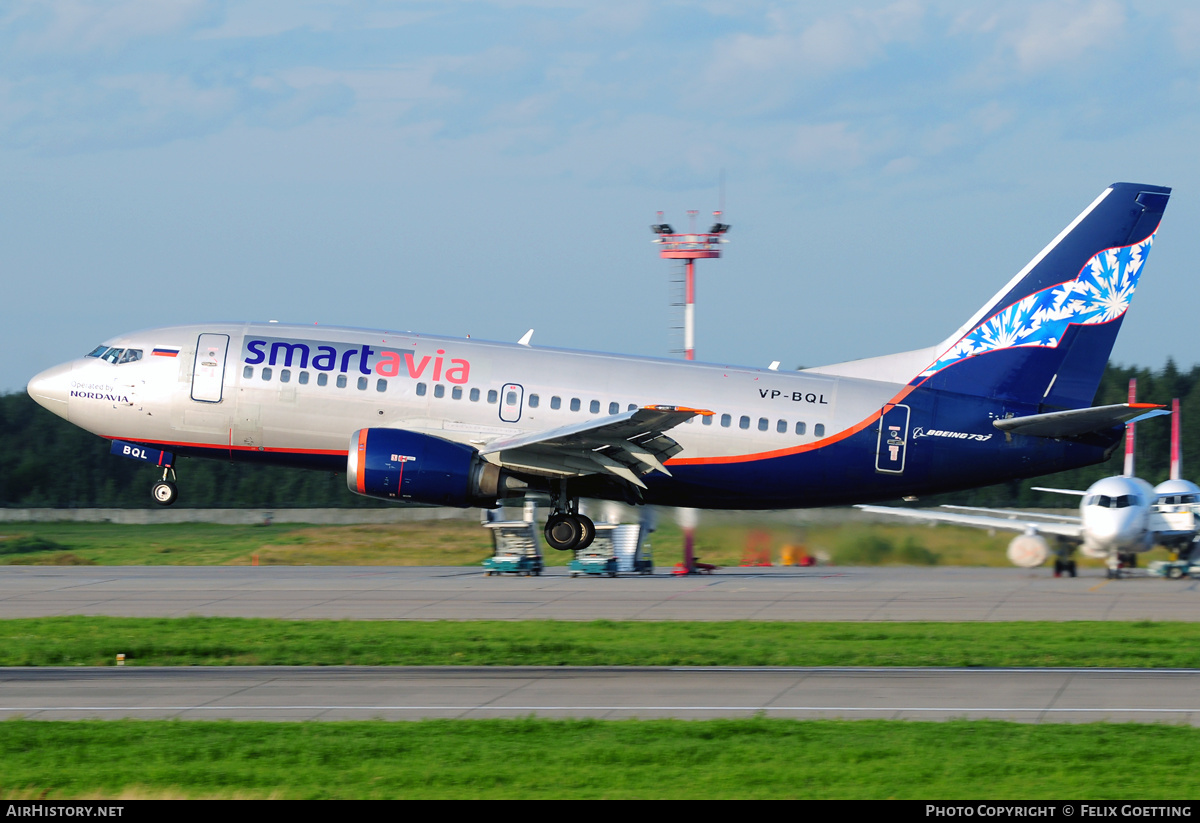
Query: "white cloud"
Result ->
[[704, 1, 926, 108], [1009, 0, 1125, 73], [5, 0, 217, 58]]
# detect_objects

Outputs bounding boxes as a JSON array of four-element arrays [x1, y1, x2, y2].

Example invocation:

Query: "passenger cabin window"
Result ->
[[777, 420, 787, 434], [317, 373, 328, 387], [589, 400, 600, 414], [416, 383, 427, 396], [814, 424, 825, 437], [528, 393, 539, 408], [357, 376, 368, 391], [262, 367, 273, 381], [336, 374, 347, 389], [487, 389, 498, 404], [452, 386, 463, 400], [376, 379, 387, 392], [470, 388, 480, 402], [721, 414, 731, 428], [758, 417, 769, 432], [434, 384, 445, 398], [551, 396, 561, 410], [280, 369, 291, 383], [507, 391, 518, 406], [795, 422, 806, 435], [299, 372, 309, 385], [627, 404, 637, 412], [570, 398, 581, 412], [703, 415, 713, 426], [609, 402, 620, 415], [739, 416, 750, 430], [243, 366, 253, 379]]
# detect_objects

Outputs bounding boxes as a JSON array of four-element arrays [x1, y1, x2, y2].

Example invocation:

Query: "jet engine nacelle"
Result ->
[[346, 428, 525, 507], [1007, 533, 1050, 568]]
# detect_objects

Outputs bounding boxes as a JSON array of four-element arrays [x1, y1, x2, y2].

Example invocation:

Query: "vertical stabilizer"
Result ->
[[914, 183, 1170, 409]]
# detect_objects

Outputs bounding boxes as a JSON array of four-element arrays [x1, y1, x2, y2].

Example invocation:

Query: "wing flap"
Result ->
[[480, 405, 709, 483]]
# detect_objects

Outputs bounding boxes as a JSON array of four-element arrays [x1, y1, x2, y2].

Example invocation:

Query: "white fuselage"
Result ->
[[1077, 475, 1156, 559]]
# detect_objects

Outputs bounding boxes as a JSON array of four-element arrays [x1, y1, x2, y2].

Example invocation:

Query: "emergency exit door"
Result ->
[[499, 383, 524, 423], [191, 333, 229, 403]]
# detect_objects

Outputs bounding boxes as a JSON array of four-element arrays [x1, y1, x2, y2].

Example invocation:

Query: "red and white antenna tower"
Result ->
[[1125, 378, 1137, 477], [1171, 398, 1182, 480], [651, 209, 730, 360]]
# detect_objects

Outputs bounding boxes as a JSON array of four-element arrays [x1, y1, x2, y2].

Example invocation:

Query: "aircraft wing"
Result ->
[[856, 505, 1084, 539], [478, 405, 711, 488], [993, 403, 1167, 438], [941, 505, 1079, 523]]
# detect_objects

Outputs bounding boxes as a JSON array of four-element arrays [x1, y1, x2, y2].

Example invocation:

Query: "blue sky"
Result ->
[[4, 0, 1200, 393]]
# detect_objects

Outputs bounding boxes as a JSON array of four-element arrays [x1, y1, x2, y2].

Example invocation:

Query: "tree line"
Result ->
[[2, 359, 1197, 509]]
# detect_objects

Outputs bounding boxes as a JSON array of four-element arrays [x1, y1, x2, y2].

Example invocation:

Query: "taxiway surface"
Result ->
[[0, 565, 1195, 621], [3, 666, 1199, 723]]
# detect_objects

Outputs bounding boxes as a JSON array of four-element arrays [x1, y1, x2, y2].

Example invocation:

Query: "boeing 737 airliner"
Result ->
[[27, 183, 1171, 552]]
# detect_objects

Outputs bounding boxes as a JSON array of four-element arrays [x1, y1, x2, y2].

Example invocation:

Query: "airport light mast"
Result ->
[[652, 210, 730, 360], [652, 208, 729, 573]]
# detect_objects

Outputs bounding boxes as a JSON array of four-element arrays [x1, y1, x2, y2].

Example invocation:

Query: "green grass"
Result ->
[[1, 718, 1197, 799], [1, 519, 1179, 568], [4, 617, 1199, 668]]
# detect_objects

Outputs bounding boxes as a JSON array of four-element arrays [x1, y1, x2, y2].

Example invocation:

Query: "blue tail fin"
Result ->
[[916, 182, 1170, 409]]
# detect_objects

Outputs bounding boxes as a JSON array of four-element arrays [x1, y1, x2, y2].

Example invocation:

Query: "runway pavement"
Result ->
[[2, 666, 1198, 723], [0, 564, 1195, 621]]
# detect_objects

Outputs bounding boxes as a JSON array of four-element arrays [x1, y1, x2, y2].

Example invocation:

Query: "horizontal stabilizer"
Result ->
[[992, 403, 1167, 438]]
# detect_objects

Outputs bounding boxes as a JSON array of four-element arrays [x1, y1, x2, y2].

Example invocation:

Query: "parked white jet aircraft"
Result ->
[[27, 183, 1172, 552], [860, 383, 1195, 578]]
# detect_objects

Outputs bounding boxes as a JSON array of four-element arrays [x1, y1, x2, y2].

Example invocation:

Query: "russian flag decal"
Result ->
[[152, 347, 180, 357]]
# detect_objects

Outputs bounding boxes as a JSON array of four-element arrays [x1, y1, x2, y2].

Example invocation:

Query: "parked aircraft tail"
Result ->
[[1125, 378, 1137, 477], [916, 182, 1170, 409]]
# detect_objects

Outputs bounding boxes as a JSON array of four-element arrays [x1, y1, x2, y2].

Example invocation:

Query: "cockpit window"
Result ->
[[1086, 494, 1139, 509], [91, 347, 142, 364]]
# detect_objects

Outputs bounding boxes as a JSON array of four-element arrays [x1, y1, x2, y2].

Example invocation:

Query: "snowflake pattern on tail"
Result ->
[[916, 233, 1155, 381]]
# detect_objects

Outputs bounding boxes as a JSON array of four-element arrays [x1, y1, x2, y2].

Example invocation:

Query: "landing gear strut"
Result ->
[[152, 467, 178, 507], [542, 485, 595, 551]]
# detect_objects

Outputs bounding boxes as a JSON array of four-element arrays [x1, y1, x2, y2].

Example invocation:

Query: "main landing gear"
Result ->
[[543, 485, 595, 552], [1053, 557, 1077, 577], [152, 467, 178, 507]]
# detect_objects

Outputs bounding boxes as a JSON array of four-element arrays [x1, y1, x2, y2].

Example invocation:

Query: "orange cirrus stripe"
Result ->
[[667, 385, 917, 467]]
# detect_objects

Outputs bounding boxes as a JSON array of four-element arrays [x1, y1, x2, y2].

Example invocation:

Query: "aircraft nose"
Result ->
[[27, 362, 74, 420]]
